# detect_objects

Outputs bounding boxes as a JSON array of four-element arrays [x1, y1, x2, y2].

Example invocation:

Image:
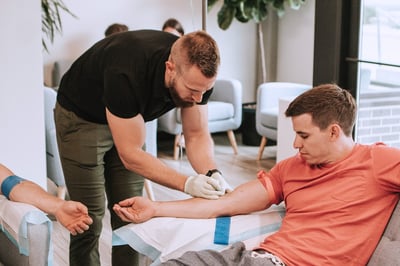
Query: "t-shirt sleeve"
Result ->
[[372, 143, 400, 192], [257, 166, 284, 205]]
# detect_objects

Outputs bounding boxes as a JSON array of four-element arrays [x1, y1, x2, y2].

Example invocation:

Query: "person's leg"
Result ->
[[55, 103, 114, 266], [104, 146, 145, 266], [161, 242, 277, 266]]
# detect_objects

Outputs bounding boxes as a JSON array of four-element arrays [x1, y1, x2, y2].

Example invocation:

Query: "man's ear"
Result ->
[[165, 60, 175, 73], [330, 124, 341, 140]]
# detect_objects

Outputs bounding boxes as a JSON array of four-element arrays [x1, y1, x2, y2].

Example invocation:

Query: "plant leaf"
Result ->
[[287, 0, 306, 10], [41, 0, 77, 53], [218, 3, 236, 30], [207, 0, 220, 12], [235, 2, 250, 22], [252, 0, 268, 23]]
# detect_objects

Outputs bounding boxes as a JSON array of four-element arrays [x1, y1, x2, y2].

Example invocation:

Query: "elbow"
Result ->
[[118, 148, 149, 173]]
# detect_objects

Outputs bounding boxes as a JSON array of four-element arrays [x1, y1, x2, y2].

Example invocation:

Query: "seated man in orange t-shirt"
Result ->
[[113, 84, 400, 266]]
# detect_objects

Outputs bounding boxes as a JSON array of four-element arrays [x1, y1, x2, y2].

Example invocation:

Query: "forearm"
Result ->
[[121, 148, 188, 191], [185, 133, 217, 174], [9, 181, 64, 215], [154, 180, 270, 219]]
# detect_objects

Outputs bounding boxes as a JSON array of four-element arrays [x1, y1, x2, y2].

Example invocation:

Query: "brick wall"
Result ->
[[357, 92, 400, 148]]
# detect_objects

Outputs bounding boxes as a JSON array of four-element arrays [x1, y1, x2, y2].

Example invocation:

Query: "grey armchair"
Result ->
[[256, 82, 311, 160], [158, 78, 243, 160]]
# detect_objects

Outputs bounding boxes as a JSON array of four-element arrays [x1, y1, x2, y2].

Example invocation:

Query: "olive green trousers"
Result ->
[[55, 103, 144, 266]]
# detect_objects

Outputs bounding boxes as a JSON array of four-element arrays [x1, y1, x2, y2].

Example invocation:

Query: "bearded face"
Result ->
[[167, 76, 195, 108], [164, 59, 216, 109]]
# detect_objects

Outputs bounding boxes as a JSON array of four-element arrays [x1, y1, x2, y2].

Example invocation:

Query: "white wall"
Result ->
[[42, 1, 315, 102], [276, 0, 315, 85], [42, 0, 258, 103], [0, 0, 46, 187]]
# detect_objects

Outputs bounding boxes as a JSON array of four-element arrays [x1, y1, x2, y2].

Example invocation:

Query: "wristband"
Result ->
[[206, 169, 222, 177]]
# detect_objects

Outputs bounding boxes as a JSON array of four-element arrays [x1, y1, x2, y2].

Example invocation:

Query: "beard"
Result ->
[[167, 77, 195, 108]]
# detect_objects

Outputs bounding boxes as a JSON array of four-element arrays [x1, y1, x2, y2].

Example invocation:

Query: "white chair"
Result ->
[[256, 82, 311, 160], [158, 78, 243, 160], [44, 86, 67, 199]]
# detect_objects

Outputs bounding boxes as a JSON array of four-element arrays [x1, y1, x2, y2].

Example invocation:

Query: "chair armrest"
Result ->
[[210, 79, 243, 127], [0, 196, 52, 266]]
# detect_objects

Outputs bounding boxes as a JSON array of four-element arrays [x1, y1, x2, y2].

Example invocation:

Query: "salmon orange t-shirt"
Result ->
[[257, 143, 400, 265]]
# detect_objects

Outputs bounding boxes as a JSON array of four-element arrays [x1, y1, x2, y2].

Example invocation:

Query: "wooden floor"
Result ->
[[51, 132, 277, 266]]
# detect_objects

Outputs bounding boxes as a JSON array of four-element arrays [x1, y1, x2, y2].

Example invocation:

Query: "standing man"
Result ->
[[54, 30, 230, 266]]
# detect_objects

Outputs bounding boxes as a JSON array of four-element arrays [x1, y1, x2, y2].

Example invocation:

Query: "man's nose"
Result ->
[[192, 92, 204, 102], [293, 135, 302, 149]]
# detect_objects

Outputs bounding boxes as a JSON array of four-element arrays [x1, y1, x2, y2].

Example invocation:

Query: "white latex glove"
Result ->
[[210, 172, 233, 194], [184, 174, 225, 199]]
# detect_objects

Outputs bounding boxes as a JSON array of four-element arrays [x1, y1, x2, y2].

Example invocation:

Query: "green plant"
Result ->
[[208, 0, 305, 82], [41, 0, 76, 52]]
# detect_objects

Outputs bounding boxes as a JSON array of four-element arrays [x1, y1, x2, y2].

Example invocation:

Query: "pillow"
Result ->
[[112, 204, 285, 265]]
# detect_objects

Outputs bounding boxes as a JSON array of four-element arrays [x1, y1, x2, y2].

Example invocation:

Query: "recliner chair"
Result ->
[[256, 82, 311, 160], [157, 78, 243, 160]]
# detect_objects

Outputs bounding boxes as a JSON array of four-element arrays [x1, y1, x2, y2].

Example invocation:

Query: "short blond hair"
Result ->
[[170, 31, 220, 78]]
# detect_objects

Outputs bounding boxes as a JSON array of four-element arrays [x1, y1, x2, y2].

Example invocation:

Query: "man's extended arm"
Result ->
[[113, 179, 270, 223], [0, 164, 92, 235], [106, 108, 225, 199]]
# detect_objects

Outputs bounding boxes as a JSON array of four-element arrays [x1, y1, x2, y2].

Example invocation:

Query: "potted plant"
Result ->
[[208, 0, 306, 145], [41, 0, 76, 53], [208, 0, 305, 83]]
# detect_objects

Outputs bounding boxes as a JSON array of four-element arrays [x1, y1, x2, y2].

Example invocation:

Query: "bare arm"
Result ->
[[106, 108, 188, 191], [113, 179, 270, 223], [180, 104, 217, 174], [0, 164, 92, 235]]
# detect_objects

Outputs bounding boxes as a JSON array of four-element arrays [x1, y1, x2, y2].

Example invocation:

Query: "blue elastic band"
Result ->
[[214, 216, 231, 245], [1, 175, 25, 200]]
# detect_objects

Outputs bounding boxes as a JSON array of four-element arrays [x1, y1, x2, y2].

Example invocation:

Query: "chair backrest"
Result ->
[[44, 86, 65, 186], [255, 82, 311, 141], [257, 82, 311, 111], [157, 78, 242, 135]]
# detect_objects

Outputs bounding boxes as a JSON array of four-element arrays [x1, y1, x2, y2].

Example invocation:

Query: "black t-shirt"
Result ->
[[57, 30, 212, 124]]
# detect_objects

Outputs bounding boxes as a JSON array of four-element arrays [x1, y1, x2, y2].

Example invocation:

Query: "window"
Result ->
[[313, 0, 400, 148]]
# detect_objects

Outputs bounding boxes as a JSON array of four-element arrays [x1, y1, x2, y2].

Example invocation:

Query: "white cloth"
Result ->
[[112, 204, 285, 265]]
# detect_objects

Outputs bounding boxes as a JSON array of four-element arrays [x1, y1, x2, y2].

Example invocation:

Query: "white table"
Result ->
[[276, 97, 297, 162]]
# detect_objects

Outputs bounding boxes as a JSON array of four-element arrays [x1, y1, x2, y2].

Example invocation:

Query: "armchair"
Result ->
[[256, 82, 311, 160], [157, 78, 243, 160]]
